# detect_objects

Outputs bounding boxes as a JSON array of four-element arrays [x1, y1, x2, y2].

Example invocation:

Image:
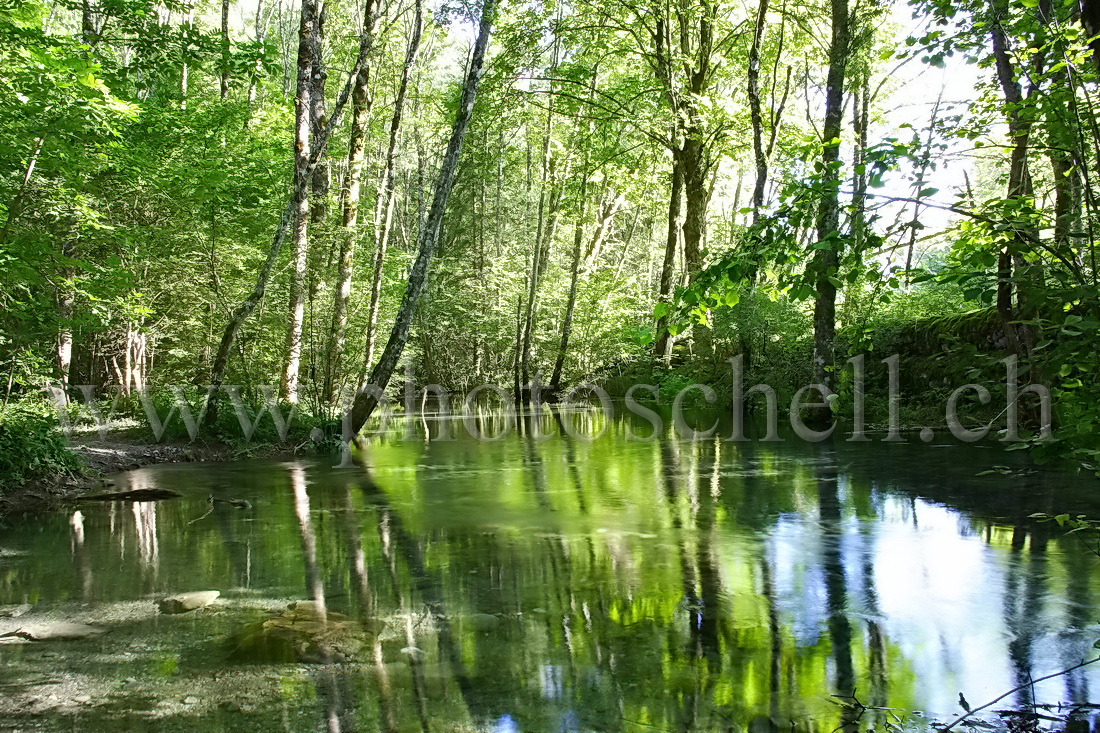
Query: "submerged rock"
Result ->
[[226, 601, 385, 664], [1, 622, 106, 641], [158, 591, 220, 614], [468, 613, 502, 633]]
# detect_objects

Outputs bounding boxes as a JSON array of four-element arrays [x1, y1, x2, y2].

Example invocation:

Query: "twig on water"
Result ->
[[938, 656, 1100, 731]]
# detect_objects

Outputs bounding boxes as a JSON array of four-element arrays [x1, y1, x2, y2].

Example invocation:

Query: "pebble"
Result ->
[[73, 695, 91, 704], [183, 696, 199, 704]]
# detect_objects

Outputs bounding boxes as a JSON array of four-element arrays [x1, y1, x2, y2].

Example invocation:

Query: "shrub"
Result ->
[[0, 405, 82, 494]]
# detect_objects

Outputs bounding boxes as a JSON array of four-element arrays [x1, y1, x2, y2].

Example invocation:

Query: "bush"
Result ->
[[0, 406, 82, 494]]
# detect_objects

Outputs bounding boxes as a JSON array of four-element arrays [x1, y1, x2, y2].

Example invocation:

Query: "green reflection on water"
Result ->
[[2, 408, 1100, 732]]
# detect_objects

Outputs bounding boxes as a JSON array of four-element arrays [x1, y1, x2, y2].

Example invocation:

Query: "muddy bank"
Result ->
[[0, 439, 283, 519]]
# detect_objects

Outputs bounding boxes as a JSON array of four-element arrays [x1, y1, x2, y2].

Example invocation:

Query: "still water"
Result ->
[[2, 408, 1100, 732]]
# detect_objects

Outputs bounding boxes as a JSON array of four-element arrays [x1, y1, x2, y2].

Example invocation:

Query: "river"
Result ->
[[1, 407, 1099, 731]]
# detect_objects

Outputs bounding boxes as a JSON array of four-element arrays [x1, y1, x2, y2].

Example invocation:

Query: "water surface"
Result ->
[[2, 409, 1100, 731]]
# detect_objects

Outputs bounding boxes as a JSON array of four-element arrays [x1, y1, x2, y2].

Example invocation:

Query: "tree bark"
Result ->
[[279, 0, 319, 403], [308, 2, 329, 227], [220, 0, 230, 99], [206, 3, 380, 424], [549, 170, 589, 392], [989, 0, 1038, 354], [654, 159, 683, 360], [809, 0, 850, 421], [323, 0, 378, 403], [362, 0, 424, 375], [748, 0, 770, 220], [346, 0, 496, 437]]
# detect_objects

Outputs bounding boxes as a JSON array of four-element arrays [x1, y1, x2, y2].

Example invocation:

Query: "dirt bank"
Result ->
[[0, 438, 268, 519]]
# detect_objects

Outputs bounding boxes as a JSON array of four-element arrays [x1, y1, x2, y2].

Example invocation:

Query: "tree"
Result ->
[[347, 0, 497, 437]]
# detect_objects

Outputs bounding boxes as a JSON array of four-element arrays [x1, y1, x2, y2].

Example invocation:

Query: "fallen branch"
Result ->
[[939, 656, 1100, 731]]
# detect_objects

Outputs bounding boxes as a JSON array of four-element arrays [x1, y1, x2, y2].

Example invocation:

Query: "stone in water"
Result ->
[[158, 591, 220, 614]]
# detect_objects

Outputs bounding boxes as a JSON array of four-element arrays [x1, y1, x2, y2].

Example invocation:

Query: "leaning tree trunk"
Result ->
[[361, 0, 424, 375], [279, 0, 319, 403], [809, 0, 850, 422], [205, 2, 380, 425], [346, 0, 496, 437], [548, 175, 588, 393]]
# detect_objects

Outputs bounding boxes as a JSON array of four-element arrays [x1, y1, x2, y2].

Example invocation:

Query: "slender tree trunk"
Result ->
[[748, 0, 770, 220], [206, 6, 378, 424], [246, 0, 266, 114], [323, 0, 378, 403], [904, 85, 941, 286], [654, 159, 683, 360], [57, 238, 76, 388], [0, 135, 45, 244], [809, 0, 850, 421], [309, 3, 329, 227], [220, 0, 230, 99], [549, 172, 589, 392], [989, 0, 1037, 354], [362, 0, 424, 374], [582, 187, 620, 272], [346, 0, 496, 436], [279, 0, 319, 403]]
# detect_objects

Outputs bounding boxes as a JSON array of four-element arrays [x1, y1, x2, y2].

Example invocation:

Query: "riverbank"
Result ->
[[0, 437, 282, 519]]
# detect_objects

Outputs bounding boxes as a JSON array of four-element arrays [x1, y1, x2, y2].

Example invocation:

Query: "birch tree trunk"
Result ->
[[346, 0, 496, 437], [809, 0, 850, 421], [361, 0, 424, 374], [279, 0, 319, 403]]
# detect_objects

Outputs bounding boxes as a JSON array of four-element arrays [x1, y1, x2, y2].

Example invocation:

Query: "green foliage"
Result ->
[[0, 404, 81, 492]]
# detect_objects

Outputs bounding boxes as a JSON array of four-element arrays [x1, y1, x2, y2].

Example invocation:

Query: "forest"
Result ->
[[1, 0, 1098, 474], [3, 0, 1100, 727]]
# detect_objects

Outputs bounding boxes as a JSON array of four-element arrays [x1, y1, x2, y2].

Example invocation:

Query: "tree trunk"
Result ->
[[654, 159, 683, 360], [279, 0, 319, 403], [989, 0, 1037, 354], [809, 0, 850, 421], [362, 0, 424, 375], [220, 0, 230, 99], [549, 173, 589, 392], [346, 0, 496, 437], [678, 138, 709, 273], [308, 3, 328, 227], [57, 238, 76, 389], [246, 0, 266, 113], [206, 4, 379, 424], [323, 0, 378, 403], [748, 0, 770, 220]]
